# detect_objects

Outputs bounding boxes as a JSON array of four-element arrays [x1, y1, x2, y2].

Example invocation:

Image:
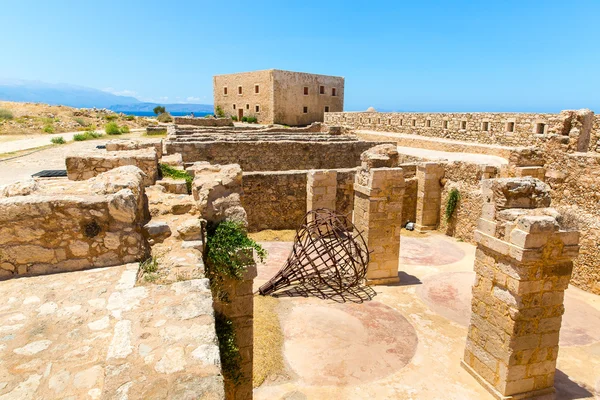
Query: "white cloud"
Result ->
[[102, 87, 138, 98]]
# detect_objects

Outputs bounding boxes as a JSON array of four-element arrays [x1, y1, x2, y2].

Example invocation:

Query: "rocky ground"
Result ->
[[0, 101, 151, 136]]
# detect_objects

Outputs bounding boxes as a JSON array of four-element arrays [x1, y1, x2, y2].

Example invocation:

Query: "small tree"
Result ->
[[215, 105, 225, 118], [153, 105, 166, 115]]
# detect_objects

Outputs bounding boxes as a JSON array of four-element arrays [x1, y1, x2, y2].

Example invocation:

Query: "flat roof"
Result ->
[[213, 69, 344, 79]]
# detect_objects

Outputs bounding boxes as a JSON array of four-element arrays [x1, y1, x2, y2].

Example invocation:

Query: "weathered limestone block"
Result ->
[[105, 138, 163, 157], [161, 153, 184, 167], [174, 116, 234, 127], [415, 162, 445, 232], [66, 148, 159, 186], [177, 218, 202, 241], [307, 170, 337, 212], [143, 221, 171, 244], [353, 145, 404, 285], [463, 177, 580, 400], [192, 163, 247, 226], [0, 166, 149, 279], [156, 178, 188, 194], [515, 167, 546, 181]]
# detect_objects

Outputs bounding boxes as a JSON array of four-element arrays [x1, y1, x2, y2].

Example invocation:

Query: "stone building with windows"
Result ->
[[213, 69, 344, 126]]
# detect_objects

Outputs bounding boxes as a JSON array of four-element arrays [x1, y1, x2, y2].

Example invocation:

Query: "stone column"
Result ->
[[306, 170, 337, 211], [354, 167, 405, 285], [462, 178, 580, 400], [212, 253, 257, 400], [415, 162, 444, 232]]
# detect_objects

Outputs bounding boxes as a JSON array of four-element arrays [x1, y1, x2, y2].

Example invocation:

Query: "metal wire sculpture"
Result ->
[[258, 208, 375, 303]]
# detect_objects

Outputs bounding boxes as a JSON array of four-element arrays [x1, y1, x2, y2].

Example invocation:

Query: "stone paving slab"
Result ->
[[0, 263, 224, 400]]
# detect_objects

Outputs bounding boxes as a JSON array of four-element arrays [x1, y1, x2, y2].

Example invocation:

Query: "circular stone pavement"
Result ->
[[417, 270, 600, 346], [282, 301, 418, 386], [400, 236, 465, 266]]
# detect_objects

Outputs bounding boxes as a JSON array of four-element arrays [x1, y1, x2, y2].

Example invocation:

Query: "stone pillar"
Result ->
[[354, 167, 405, 285], [212, 252, 257, 400], [462, 178, 580, 400], [415, 162, 444, 232], [307, 170, 337, 211]]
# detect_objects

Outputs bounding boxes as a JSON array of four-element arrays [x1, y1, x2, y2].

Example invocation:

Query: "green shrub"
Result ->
[[0, 108, 14, 120], [445, 188, 461, 221], [241, 116, 248, 122], [120, 125, 130, 134], [231, 116, 238, 121], [50, 136, 65, 144], [153, 105, 166, 115], [43, 125, 55, 133], [157, 112, 173, 123], [73, 130, 103, 141], [215, 105, 225, 118], [74, 117, 86, 126], [246, 116, 257, 123], [125, 115, 136, 121], [104, 114, 118, 121], [105, 122, 122, 135], [160, 163, 192, 193], [215, 312, 242, 384], [204, 114, 213, 119]]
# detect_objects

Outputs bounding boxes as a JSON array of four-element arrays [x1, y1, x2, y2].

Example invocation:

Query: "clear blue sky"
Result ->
[[1, 0, 599, 112]]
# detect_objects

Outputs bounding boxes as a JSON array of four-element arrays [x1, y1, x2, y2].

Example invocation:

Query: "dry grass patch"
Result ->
[[253, 295, 286, 387], [248, 229, 296, 242]]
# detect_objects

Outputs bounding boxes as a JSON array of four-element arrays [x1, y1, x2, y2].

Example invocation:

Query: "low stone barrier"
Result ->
[[66, 148, 159, 186], [174, 116, 234, 127], [0, 166, 149, 279], [106, 138, 163, 157]]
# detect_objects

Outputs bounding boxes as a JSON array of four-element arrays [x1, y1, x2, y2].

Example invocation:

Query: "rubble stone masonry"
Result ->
[[0, 166, 149, 278]]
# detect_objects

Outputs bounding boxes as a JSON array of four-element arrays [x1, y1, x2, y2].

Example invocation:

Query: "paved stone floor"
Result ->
[[0, 264, 223, 399], [254, 234, 600, 399]]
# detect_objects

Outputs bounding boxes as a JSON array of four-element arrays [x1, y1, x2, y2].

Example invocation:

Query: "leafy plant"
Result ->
[[73, 130, 103, 141], [41, 117, 54, 124], [231, 116, 238, 121], [105, 122, 122, 135], [241, 116, 248, 122], [104, 114, 118, 121], [43, 125, 55, 133], [206, 220, 266, 281], [157, 112, 173, 123], [74, 117, 87, 126], [153, 105, 166, 115], [215, 105, 225, 118], [445, 188, 461, 222], [0, 108, 13, 120], [215, 312, 242, 384], [160, 163, 192, 193], [120, 125, 130, 133], [50, 136, 65, 144], [246, 116, 257, 123], [125, 115, 136, 121]]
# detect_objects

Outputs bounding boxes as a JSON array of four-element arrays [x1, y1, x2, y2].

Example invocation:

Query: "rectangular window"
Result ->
[[238, 86, 242, 95], [324, 106, 330, 112], [255, 105, 260, 112], [378, 118, 381, 124], [246, 104, 249, 110], [482, 122, 489, 131], [443, 120, 448, 129], [233, 104, 236, 110], [412, 119, 416, 127], [320, 85, 325, 94], [388, 119, 391, 125], [303, 106, 308, 113], [536, 123, 546, 134], [255, 85, 259, 94], [506, 122, 515, 132], [304, 87, 309, 95], [426, 119, 431, 127], [399, 119, 403, 126], [461, 121, 467, 130], [223, 87, 228, 95], [332, 88, 337, 96]]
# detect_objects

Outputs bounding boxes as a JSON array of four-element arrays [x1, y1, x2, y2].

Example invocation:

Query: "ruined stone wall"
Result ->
[[0, 166, 149, 278], [166, 140, 390, 171], [66, 148, 159, 186], [242, 171, 307, 232], [326, 111, 593, 149], [336, 169, 357, 221], [174, 117, 234, 127], [106, 138, 163, 157]]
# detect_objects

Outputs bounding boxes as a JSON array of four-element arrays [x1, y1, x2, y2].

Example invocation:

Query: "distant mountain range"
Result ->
[[0, 79, 213, 113]]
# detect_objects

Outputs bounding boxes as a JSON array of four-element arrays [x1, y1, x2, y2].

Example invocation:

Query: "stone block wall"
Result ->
[[0, 166, 149, 278], [174, 117, 234, 127], [165, 140, 391, 171], [307, 170, 337, 211], [463, 177, 580, 399], [242, 171, 307, 232], [326, 109, 596, 151], [66, 149, 159, 186], [106, 138, 163, 157], [415, 162, 445, 232]]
